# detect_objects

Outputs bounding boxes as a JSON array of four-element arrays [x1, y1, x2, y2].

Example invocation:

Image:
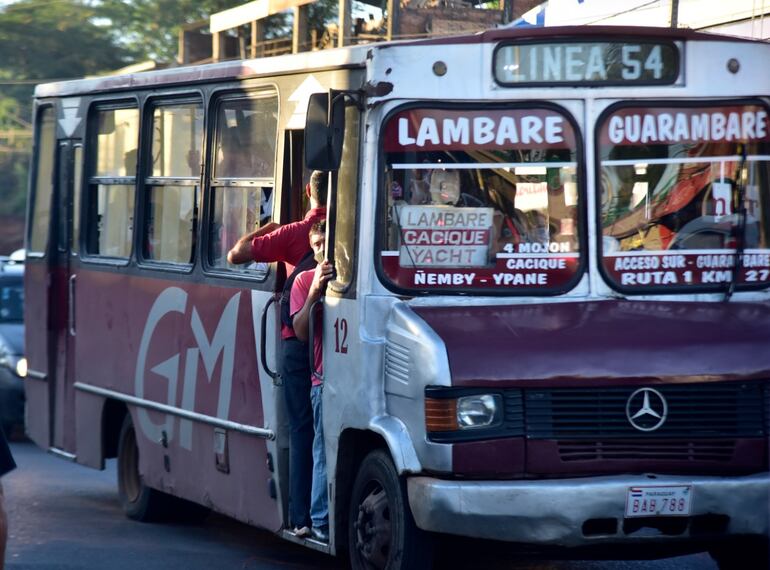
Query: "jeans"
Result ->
[[282, 338, 314, 528], [310, 384, 328, 531]]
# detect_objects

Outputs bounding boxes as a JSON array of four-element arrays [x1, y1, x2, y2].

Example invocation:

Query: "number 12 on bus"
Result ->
[[24, 24, 770, 570]]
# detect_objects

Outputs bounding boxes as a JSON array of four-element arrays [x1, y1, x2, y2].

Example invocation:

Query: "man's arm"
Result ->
[[292, 261, 333, 342], [226, 222, 279, 264]]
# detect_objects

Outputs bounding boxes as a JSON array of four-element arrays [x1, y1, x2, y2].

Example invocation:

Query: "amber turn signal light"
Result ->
[[425, 398, 458, 432]]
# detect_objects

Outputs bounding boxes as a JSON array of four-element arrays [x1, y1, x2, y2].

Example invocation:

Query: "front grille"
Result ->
[[557, 439, 736, 462], [525, 382, 765, 439], [503, 390, 525, 435]]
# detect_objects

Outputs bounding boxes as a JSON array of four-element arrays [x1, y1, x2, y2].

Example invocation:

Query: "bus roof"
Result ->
[[34, 25, 766, 99]]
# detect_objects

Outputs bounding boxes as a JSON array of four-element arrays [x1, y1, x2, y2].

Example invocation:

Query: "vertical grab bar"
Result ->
[[68, 274, 76, 337], [260, 295, 282, 385]]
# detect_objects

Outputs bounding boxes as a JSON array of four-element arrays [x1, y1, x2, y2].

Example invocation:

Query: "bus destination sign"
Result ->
[[494, 41, 680, 86]]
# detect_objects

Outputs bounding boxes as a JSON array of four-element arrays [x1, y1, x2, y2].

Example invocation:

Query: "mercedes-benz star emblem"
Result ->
[[625, 388, 668, 432]]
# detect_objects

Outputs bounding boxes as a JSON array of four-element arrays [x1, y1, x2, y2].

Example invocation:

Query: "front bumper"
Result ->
[[407, 473, 769, 547]]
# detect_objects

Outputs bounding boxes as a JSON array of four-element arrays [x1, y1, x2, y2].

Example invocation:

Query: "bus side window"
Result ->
[[85, 106, 139, 259], [28, 106, 57, 254], [208, 91, 278, 274], [141, 101, 203, 265]]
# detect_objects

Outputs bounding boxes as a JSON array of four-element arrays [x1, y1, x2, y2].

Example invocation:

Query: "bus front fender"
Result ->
[[369, 415, 422, 474]]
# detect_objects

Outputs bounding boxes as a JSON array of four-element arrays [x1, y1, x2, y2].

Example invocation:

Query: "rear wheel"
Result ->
[[348, 449, 433, 570], [117, 414, 166, 521]]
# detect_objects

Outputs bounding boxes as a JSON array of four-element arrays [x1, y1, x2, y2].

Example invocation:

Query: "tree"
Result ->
[[96, 0, 343, 61], [95, 0, 248, 61], [0, 0, 136, 251]]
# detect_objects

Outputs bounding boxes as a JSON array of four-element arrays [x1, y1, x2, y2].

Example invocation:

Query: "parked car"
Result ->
[[0, 260, 25, 436]]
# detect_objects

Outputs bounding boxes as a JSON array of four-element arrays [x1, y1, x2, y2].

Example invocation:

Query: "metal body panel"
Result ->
[[412, 300, 770, 385], [74, 389, 105, 469], [73, 267, 280, 529], [407, 472, 770, 546], [23, 261, 51, 447]]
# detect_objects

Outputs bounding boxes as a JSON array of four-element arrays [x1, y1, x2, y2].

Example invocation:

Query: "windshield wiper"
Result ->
[[724, 143, 748, 302]]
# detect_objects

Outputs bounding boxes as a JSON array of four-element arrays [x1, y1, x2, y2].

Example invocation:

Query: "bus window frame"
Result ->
[[26, 103, 57, 260], [373, 100, 588, 297], [201, 86, 280, 282], [327, 101, 363, 299], [81, 97, 140, 267], [492, 38, 683, 89], [136, 93, 205, 273], [71, 143, 83, 257], [594, 97, 770, 296]]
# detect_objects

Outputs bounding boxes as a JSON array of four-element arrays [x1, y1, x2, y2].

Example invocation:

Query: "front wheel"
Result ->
[[348, 449, 433, 570], [117, 414, 166, 521]]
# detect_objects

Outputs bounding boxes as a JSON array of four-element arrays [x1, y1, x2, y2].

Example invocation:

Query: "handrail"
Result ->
[[260, 294, 282, 385]]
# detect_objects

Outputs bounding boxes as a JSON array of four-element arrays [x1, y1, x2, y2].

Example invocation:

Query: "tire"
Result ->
[[709, 537, 769, 570], [348, 449, 433, 570], [117, 414, 166, 522]]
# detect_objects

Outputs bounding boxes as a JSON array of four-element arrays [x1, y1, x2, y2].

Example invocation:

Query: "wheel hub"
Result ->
[[354, 484, 391, 569]]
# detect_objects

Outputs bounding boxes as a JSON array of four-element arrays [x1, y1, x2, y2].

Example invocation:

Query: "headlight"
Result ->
[[425, 392, 502, 433], [15, 357, 27, 378], [456, 394, 500, 429]]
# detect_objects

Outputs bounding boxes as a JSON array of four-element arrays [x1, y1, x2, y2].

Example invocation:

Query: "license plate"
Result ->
[[624, 485, 692, 518]]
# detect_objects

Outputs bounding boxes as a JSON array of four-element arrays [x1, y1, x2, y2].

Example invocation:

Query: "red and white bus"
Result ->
[[25, 25, 770, 569]]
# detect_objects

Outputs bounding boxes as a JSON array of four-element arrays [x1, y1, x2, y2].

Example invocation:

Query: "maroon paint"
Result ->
[[383, 108, 577, 152], [449, 437, 765, 479], [451, 437, 525, 478], [382, 255, 579, 291], [604, 253, 770, 289], [598, 104, 770, 147], [24, 260, 53, 448], [73, 268, 280, 531], [413, 300, 770, 387], [526, 438, 766, 477]]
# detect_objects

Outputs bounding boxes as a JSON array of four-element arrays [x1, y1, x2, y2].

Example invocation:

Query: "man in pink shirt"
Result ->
[[291, 221, 333, 542], [227, 170, 328, 538]]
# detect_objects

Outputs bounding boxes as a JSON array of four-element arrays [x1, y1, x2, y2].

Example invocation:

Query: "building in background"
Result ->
[[179, 0, 543, 64], [514, 0, 770, 39]]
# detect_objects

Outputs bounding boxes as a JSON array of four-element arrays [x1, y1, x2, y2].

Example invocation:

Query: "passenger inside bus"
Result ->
[[386, 154, 572, 264]]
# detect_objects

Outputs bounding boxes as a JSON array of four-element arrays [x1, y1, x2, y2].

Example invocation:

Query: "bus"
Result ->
[[24, 24, 770, 569]]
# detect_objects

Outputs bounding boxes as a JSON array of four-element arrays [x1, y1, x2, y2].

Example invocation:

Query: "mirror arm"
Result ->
[[330, 89, 365, 112]]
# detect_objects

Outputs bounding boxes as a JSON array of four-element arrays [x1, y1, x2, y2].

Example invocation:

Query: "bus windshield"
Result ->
[[379, 106, 582, 294], [598, 101, 770, 291]]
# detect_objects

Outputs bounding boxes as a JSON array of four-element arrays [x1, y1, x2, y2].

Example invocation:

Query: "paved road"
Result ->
[[3, 441, 716, 569]]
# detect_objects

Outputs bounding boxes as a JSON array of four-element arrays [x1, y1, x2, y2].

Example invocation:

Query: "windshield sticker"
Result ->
[[604, 250, 770, 287], [397, 205, 493, 267], [382, 251, 579, 289], [385, 108, 576, 152], [600, 106, 770, 146]]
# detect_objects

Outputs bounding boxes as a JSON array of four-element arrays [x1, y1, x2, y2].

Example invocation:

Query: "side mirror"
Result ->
[[305, 91, 346, 171]]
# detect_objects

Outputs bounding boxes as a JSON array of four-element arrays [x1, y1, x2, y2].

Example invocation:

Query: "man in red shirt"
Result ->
[[291, 221, 333, 542], [227, 170, 328, 538]]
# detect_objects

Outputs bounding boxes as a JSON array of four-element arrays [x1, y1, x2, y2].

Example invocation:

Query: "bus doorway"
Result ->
[[25, 103, 81, 454], [50, 140, 80, 454]]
